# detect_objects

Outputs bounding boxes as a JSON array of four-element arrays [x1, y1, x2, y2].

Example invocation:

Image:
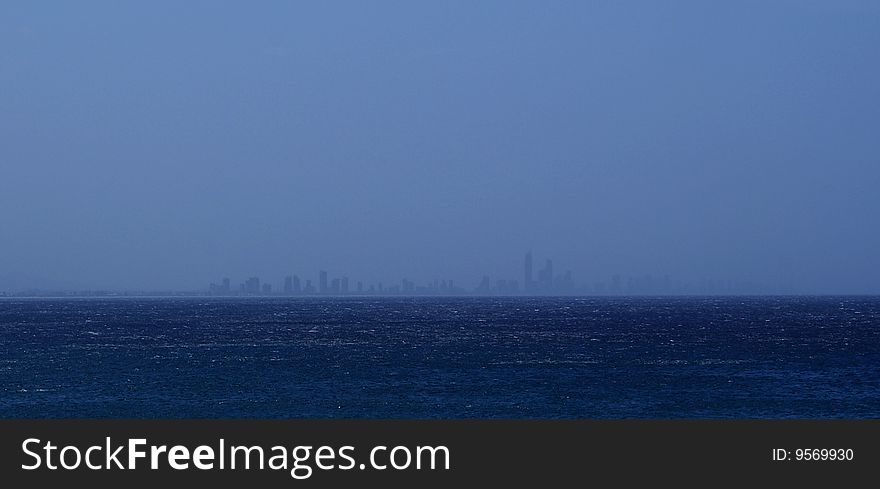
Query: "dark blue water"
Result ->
[[1, 297, 878, 418]]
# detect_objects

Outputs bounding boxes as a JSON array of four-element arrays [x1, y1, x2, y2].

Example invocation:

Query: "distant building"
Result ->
[[475, 275, 491, 294], [319, 270, 328, 294], [245, 277, 260, 295], [283, 275, 293, 294]]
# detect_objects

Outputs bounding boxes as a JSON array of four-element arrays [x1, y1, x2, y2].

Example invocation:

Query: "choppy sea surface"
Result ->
[[1, 297, 878, 418]]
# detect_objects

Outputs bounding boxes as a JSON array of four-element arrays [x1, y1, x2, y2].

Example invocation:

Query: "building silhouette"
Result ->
[[205, 250, 593, 297], [319, 270, 328, 294], [245, 277, 260, 295]]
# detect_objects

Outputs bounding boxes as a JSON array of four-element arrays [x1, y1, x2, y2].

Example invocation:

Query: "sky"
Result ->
[[1, 1, 879, 293]]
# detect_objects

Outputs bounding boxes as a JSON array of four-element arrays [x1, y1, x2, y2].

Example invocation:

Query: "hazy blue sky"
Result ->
[[2, 1, 879, 293]]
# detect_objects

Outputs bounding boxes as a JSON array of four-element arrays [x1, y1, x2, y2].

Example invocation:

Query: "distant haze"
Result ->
[[2, 1, 879, 293]]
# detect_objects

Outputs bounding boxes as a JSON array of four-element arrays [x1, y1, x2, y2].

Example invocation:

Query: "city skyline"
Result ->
[[203, 250, 788, 297], [0, 250, 796, 297], [0, 249, 826, 297]]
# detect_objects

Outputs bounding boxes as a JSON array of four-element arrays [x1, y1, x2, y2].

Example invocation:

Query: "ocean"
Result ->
[[1, 296, 878, 418]]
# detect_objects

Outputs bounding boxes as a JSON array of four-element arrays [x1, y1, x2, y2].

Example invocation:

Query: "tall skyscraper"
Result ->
[[341, 276, 349, 294], [292, 275, 301, 294], [283, 275, 293, 294], [319, 270, 328, 294], [524, 250, 534, 292]]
